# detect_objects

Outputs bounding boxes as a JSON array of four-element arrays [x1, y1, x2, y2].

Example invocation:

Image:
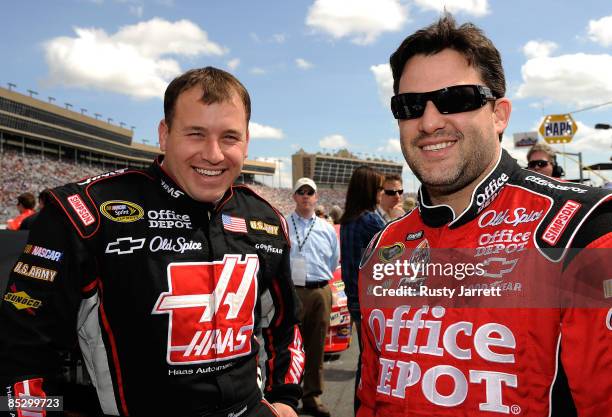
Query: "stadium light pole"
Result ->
[[107, 118, 113, 124], [130, 126, 135, 131], [94, 113, 102, 120], [7, 82, 16, 91], [27, 89, 38, 98], [65, 102, 73, 110], [48, 96, 56, 104], [119, 122, 126, 128], [81, 108, 87, 115]]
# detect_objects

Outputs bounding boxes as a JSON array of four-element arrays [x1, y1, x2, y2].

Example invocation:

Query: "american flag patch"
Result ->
[[604, 279, 612, 299], [222, 213, 248, 233]]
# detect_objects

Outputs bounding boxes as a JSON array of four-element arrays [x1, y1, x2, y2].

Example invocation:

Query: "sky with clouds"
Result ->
[[1, 0, 611, 189]]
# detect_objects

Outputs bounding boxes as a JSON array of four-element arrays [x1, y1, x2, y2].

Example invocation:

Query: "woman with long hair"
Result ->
[[339, 165, 385, 415]]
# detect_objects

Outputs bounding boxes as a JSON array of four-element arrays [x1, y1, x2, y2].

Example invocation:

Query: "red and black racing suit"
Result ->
[[357, 150, 612, 417], [0, 156, 304, 417]]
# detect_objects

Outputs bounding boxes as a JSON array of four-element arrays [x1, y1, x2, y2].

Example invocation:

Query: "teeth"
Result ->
[[422, 141, 454, 151], [194, 167, 223, 176]]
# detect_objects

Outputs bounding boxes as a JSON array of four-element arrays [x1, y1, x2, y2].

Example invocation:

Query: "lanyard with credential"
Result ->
[[291, 214, 316, 253]]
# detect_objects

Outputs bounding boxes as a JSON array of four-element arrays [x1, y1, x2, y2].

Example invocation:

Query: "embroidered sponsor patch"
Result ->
[[542, 200, 581, 245], [13, 262, 58, 282], [222, 214, 248, 233], [378, 242, 405, 263], [604, 279, 612, 299], [67, 194, 95, 226], [249, 220, 279, 235], [24, 245, 63, 262], [406, 230, 424, 241], [100, 200, 144, 223], [4, 290, 42, 310], [105, 237, 146, 255]]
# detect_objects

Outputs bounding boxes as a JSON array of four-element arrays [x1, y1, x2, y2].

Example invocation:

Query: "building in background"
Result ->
[[292, 148, 402, 188]]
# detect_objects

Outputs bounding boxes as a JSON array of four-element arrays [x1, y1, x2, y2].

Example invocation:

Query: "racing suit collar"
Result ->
[[149, 156, 223, 210], [417, 149, 518, 229]]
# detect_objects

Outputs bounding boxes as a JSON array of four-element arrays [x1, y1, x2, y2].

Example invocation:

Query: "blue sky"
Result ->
[[2, 0, 612, 190]]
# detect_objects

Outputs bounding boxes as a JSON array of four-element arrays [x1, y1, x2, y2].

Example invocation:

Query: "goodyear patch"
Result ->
[[100, 200, 144, 223], [249, 220, 279, 235], [13, 262, 58, 282], [4, 291, 42, 310], [378, 242, 405, 263]]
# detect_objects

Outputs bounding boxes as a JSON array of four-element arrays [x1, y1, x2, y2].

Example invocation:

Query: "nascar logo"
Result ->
[[100, 200, 144, 223]]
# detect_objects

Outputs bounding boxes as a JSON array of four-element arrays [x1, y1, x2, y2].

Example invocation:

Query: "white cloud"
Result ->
[[295, 58, 313, 70], [564, 121, 612, 153], [371, 63, 394, 106], [306, 0, 407, 45], [377, 138, 402, 153], [227, 58, 240, 70], [271, 33, 286, 43], [522, 40, 558, 59], [320, 134, 349, 148], [250, 67, 267, 75], [413, 0, 489, 17], [588, 15, 612, 47], [249, 122, 284, 139], [43, 19, 227, 100], [516, 53, 612, 107]]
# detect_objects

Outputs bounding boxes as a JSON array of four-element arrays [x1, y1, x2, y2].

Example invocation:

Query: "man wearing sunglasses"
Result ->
[[527, 143, 562, 178], [376, 174, 405, 223], [357, 13, 611, 417], [287, 178, 339, 417]]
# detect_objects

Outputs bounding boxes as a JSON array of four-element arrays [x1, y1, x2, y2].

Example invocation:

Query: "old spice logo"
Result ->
[[542, 200, 581, 245], [478, 208, 542, 228], [369, 305, 518, 413], [152, 255, 258, 364], [67, 194, 95, 226]]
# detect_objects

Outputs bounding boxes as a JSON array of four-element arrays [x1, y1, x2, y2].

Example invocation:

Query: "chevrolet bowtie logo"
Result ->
[[105, 237, 146, 255]]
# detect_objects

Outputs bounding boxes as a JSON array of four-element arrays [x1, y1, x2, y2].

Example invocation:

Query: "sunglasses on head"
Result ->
[[384, 189, 403, 196], [528, 160, 550, 169], [391, 85, 497, 120], [296, 189, 315, 196]]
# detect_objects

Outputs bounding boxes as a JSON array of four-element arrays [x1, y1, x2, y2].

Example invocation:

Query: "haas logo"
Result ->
[[153, 255, 259, 364]]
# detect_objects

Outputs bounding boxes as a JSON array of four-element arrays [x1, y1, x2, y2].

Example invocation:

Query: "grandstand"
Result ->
[[292, 148, 403, 188]]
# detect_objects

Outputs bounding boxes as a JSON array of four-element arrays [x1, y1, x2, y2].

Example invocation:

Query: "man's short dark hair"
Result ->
[[17, 192, 36, 209], [164, 67, 251, 129], [390, 13, 506, 100], [384, 173, 402, 183]]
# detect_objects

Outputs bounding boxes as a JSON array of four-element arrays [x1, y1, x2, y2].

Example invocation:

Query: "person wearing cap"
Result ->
[[286, 178, 340, 417]]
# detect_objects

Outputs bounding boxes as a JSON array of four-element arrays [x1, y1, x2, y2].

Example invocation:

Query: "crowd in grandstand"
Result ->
[[0, 150, 352, 225]]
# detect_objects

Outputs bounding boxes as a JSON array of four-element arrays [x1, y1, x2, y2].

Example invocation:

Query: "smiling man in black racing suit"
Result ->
[[0, 67, 304, 417]]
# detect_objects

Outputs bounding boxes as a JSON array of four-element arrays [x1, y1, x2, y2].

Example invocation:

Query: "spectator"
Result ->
[[19, 189, 50, 230], [328, 205, 343, 225], [402, 196, 417, 212], [6, 192, 36, 230], [527, 143, 562, 178], [339, 166, 385, 415], [376, 173, 405, 222], [287, 178, 339, 417]]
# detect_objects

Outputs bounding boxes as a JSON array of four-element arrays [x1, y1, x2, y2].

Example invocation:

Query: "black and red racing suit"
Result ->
[[0, 156, 304, 416]]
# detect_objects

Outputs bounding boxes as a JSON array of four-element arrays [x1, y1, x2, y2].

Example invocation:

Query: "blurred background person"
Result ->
[[19, 189, 50, 231], [527, 143, 563, 178], [376, 173, 405, 223], [287, 178, 339, 417], [6, 192, 35, 230], [402, 196, 417, 212], [339, 166, 385, 415]]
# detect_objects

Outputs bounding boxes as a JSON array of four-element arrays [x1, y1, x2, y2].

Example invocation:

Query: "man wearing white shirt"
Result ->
[[287, 178, 340, 417]]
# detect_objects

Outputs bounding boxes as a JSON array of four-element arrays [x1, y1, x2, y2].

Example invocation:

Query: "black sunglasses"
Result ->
[[528, 160, 550, 169], [384, 189, 403, 196], [296, 189, 315, 196], [391, 85, 497, 120]]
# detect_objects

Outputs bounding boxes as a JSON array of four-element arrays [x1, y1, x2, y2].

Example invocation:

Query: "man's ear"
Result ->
[[492, 98, 512, 137], [158, 119, 169, 152]]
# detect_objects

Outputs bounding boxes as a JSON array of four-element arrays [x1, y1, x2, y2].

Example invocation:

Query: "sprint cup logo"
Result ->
[[100, 200, 144, 223], [152, 255, 258, 364], [369, 305, 518, 414]]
